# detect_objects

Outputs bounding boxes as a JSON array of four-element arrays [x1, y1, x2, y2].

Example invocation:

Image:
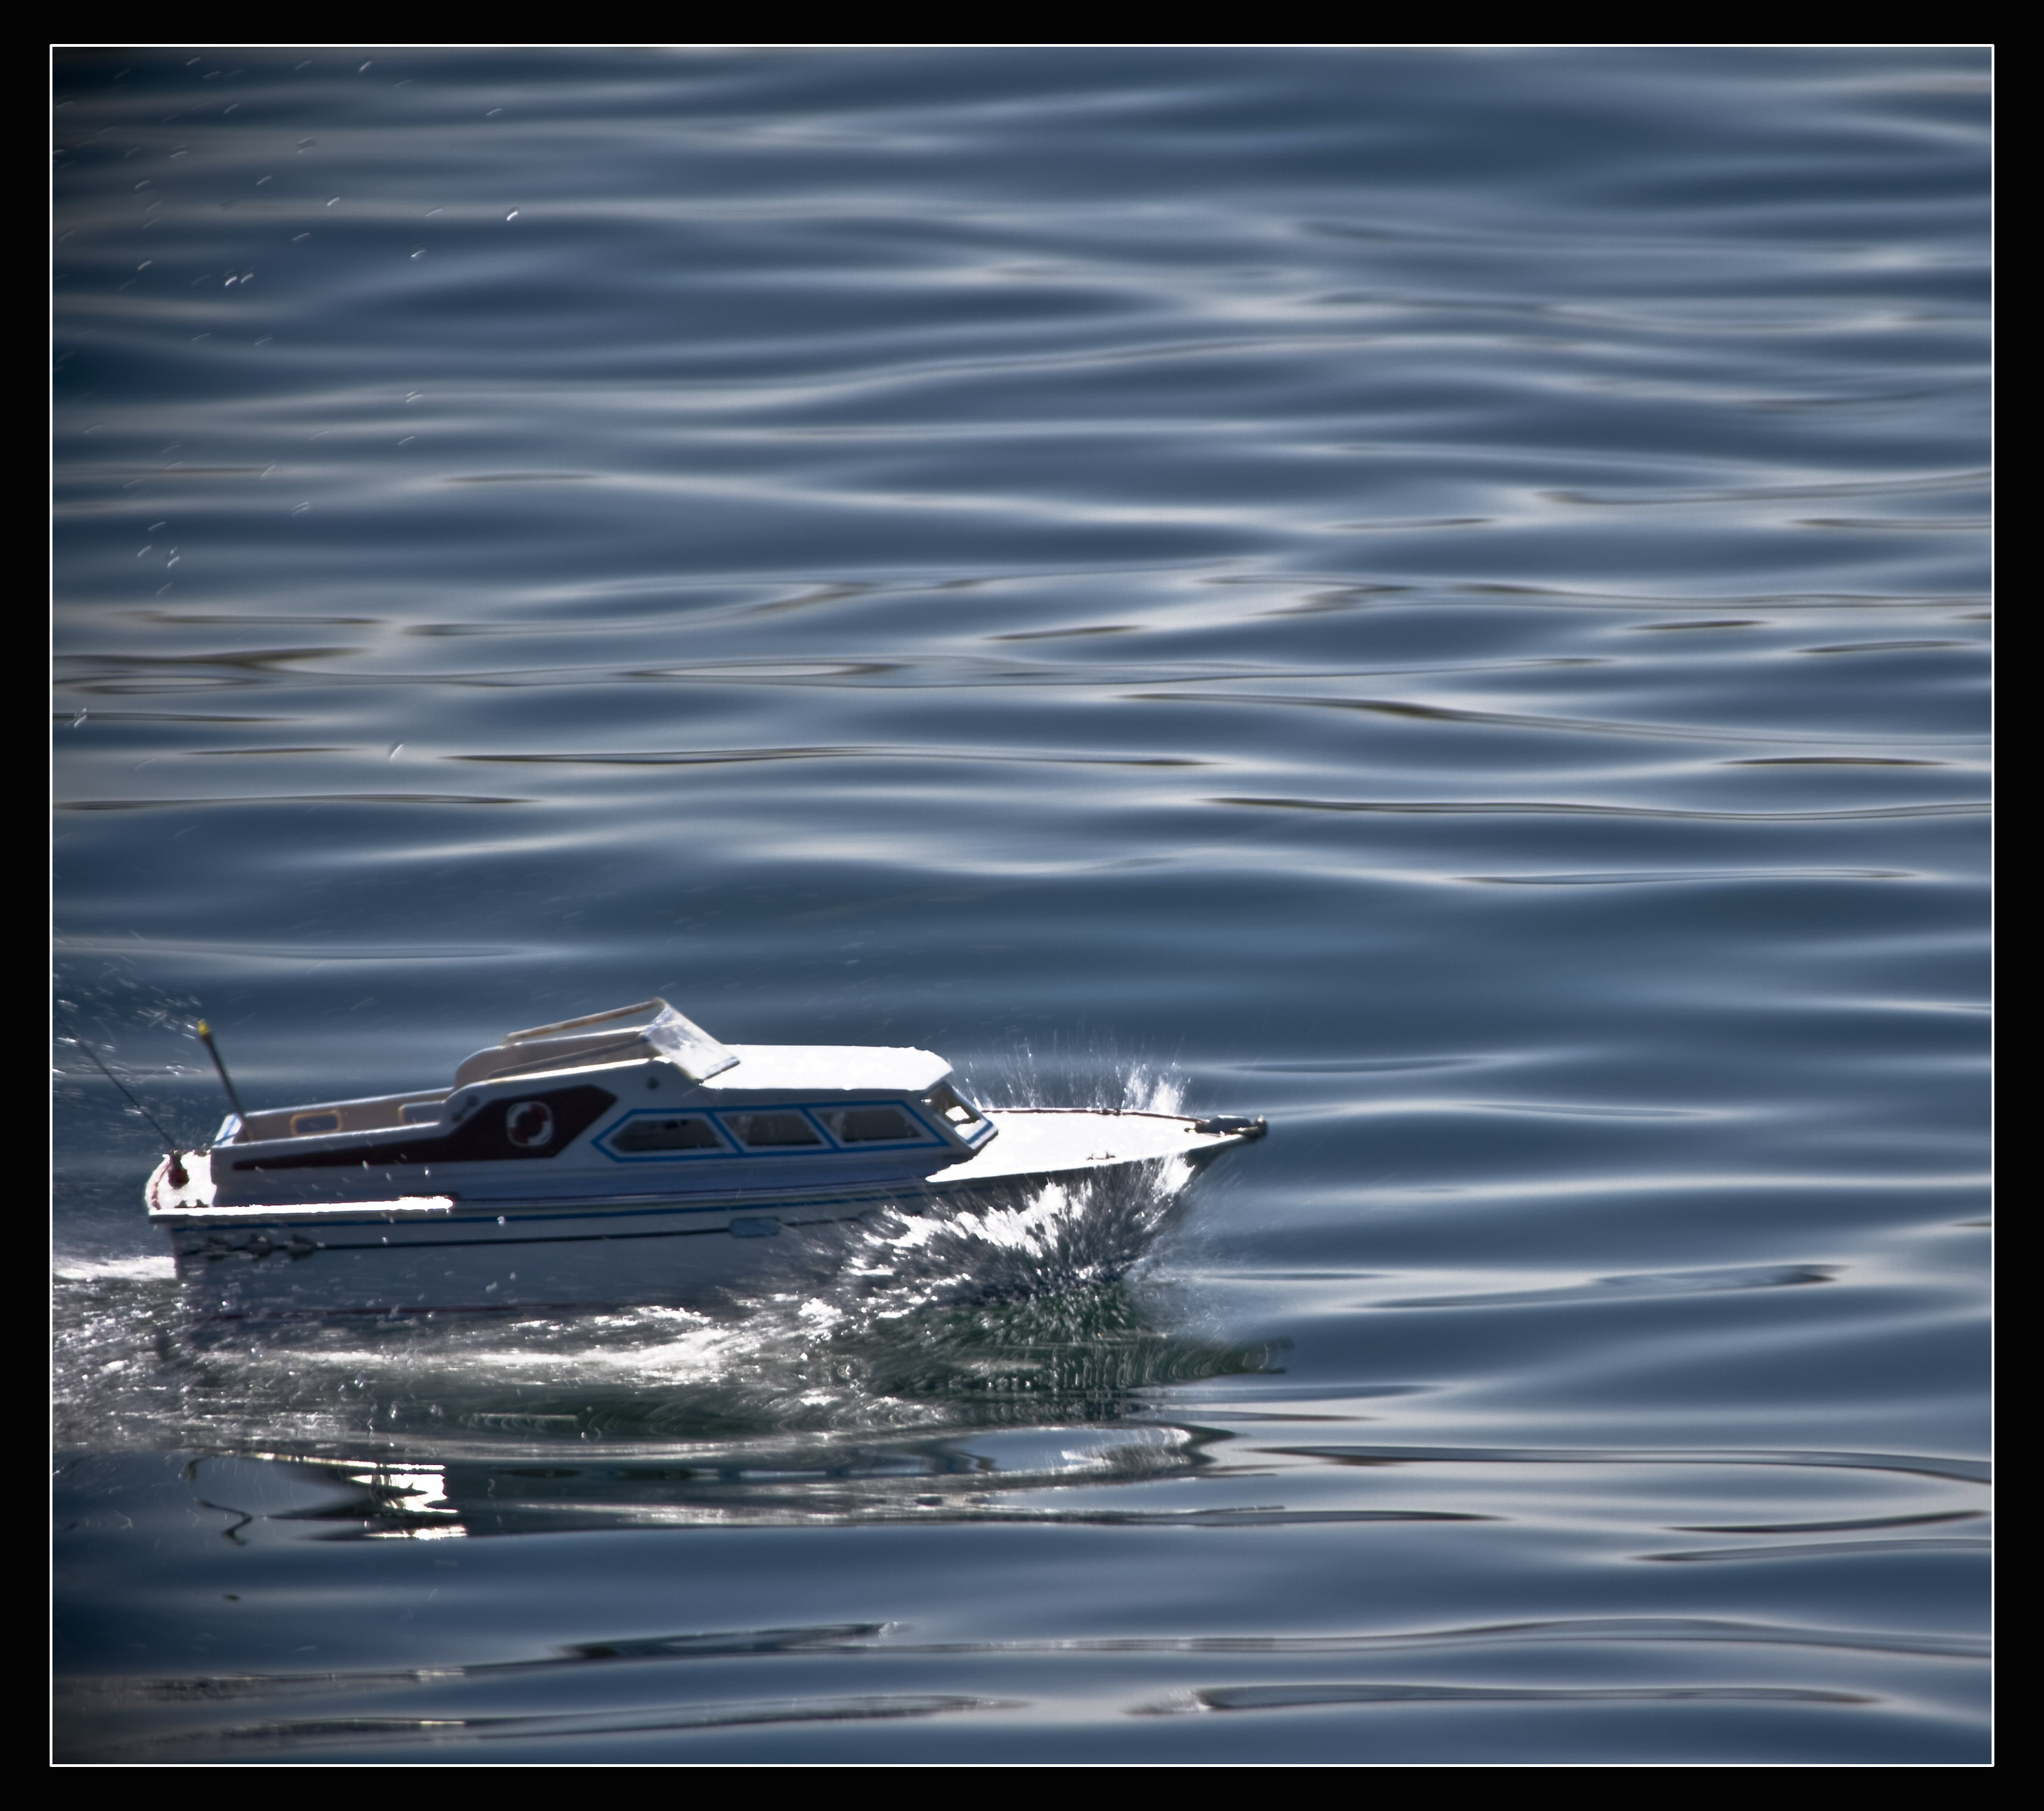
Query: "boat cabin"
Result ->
[[203, 1000, 996, 1207]]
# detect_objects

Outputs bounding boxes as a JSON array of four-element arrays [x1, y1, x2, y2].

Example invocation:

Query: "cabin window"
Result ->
[[290, 1110, 342, 1137], [827, 1105, 919, 1144], [923, 1084, 985, 1130], [726, 1112, 823, 1149], [400, 1100, 443, 1125], [612, 1114, 723, 1153]]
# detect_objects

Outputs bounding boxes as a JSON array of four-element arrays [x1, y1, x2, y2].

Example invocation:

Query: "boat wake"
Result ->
[[52, 1063, 1266, 1464]]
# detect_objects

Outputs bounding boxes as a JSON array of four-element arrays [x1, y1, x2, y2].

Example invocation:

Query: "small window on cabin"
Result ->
[[612, 1115, 723, 1153], [726, 1112, 823, 1149], [400, 1101, 443, 1125], [923, 1084, 985, 1129], [827, 1106, 918, 1144], [290, 1110, 342, 1137]]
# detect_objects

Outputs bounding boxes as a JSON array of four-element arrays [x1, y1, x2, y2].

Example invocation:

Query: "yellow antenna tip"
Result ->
[[196, 1019, 210, 1036]]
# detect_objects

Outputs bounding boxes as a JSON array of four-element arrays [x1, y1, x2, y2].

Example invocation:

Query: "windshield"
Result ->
[[923, 1083, 985, 1130]]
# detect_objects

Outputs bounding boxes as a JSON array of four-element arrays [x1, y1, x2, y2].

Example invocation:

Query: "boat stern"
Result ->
[[147, 1150, 217, 1215]]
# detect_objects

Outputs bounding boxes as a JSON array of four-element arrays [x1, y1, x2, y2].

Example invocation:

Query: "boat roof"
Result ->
[[452, 1001, 953, 1096], [701, 1044, 951, 1093], [456, 997, 737, 1087]]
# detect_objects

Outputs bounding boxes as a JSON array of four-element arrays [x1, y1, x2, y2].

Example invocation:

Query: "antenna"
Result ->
[[61, 1023, 187, 1187], [195, 1019, 248, 1121]]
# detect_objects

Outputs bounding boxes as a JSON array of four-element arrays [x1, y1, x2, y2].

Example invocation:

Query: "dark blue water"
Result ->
[[52, 48, 1989, 1763]]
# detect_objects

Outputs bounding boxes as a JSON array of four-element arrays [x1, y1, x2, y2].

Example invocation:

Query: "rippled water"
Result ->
[[52, 48, 1989, 1763]]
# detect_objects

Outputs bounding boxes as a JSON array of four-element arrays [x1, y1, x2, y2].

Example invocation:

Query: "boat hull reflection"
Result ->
[[187, 1423, 1235, 1540]]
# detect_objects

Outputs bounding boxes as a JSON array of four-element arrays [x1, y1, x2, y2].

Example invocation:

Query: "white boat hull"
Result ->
[[152, 1109, 1261, 1321]]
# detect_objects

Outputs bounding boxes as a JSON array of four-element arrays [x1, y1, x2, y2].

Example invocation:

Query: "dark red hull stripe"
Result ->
[[231, 1084, 618, 1172]]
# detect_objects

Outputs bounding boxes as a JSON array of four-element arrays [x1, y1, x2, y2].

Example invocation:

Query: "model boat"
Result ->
[[145, 999, 1266, 1321]]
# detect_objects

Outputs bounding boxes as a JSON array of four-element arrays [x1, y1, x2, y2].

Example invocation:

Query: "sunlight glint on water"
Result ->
[[53, 48, 1987, 1763]]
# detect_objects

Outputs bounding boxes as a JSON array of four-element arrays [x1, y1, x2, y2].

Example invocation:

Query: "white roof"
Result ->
[[699, 1044, 951, 1093]]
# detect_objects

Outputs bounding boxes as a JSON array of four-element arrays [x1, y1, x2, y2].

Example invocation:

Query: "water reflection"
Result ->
[[148, 1272, 1290, 1539], [184, 1418, 1249, 1541]]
